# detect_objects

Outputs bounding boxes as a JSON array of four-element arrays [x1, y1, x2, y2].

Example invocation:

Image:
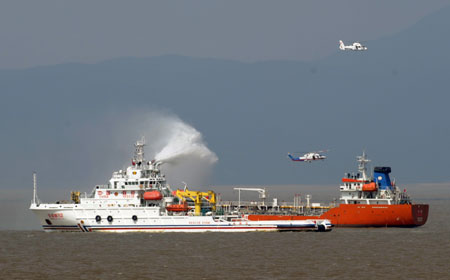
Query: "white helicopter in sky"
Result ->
[[288, 150, 328, 163], [339, 40, 367, 51]]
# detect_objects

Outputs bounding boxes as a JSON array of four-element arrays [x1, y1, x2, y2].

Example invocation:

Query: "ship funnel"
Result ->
[[374, 166, 393, 190]]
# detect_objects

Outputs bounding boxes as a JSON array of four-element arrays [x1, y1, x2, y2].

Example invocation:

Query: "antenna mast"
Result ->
[[357, 151, 371, 181], [134, 137, 146, 164], [32, 172, 40, 205]]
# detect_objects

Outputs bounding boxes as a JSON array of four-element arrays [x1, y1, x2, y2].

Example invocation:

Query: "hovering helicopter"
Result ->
[[339, 40, 367, 51], [288, 150, 328, 163]]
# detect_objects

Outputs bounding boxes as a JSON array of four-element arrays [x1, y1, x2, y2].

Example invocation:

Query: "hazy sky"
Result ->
[[1, 0, 449, 69]]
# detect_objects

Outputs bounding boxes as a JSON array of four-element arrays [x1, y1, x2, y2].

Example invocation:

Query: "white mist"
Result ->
[[120, 111, 218, 189]]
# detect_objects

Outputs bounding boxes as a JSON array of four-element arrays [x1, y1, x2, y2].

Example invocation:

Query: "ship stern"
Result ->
[[412, 204, 429, 226]]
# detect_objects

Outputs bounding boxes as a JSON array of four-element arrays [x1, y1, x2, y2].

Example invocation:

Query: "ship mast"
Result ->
[[133, 137, 146, 169], [32, 172, 40, 206], [357, 151, 371, 181]]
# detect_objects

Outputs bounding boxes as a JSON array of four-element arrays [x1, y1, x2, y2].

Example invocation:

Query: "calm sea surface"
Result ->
[[1, 199, 449, 279]]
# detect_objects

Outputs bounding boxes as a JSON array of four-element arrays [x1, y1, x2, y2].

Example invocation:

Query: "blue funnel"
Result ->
[[373, 167, 393, 190]]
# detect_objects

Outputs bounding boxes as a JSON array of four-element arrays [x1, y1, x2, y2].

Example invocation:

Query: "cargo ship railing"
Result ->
[[217, 201, 334, 216]]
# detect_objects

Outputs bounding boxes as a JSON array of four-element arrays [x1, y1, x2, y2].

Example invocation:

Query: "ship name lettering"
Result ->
[[48, 213, 64, 219]]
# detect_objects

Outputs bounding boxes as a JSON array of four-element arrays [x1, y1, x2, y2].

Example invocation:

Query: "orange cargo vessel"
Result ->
[[248, 152, 429, 227]]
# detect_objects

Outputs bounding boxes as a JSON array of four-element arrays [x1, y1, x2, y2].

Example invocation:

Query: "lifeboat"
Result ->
[[166, 203, 189, 212], [143, 191, 163, 200], [362, 182, 377, 192]]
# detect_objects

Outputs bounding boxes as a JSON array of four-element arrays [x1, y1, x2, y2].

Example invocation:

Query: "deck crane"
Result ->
[[174, 187, 216, 216], [233, 188, 267, 208]]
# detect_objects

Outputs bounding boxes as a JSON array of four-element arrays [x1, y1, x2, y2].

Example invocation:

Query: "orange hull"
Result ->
[[248, 204, 429, 227]]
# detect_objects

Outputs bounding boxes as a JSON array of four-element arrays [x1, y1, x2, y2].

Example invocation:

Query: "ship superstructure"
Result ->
[[30, 138, 332, 232], [339, 152, 411, 205]]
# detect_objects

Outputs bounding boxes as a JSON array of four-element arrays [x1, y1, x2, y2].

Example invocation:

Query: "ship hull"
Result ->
[[30, 205, 331, 232], [248, 203, 429, 227]]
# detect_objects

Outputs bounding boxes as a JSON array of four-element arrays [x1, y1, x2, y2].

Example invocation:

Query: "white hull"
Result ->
[[31, 204, 331, 232]]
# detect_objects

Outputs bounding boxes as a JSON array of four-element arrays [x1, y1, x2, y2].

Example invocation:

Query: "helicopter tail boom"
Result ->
[[288, 153, 304, 161]]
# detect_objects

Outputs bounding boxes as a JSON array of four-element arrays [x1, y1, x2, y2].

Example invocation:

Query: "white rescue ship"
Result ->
[[30, 139, 332, 232]]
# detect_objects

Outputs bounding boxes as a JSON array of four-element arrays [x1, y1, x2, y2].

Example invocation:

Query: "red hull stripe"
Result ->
[[43, 227, 81, 231], [77, 224, 85, 232]]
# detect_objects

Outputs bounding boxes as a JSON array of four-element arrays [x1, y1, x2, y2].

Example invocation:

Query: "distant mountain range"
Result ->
[[1, 6, 450, 191]]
